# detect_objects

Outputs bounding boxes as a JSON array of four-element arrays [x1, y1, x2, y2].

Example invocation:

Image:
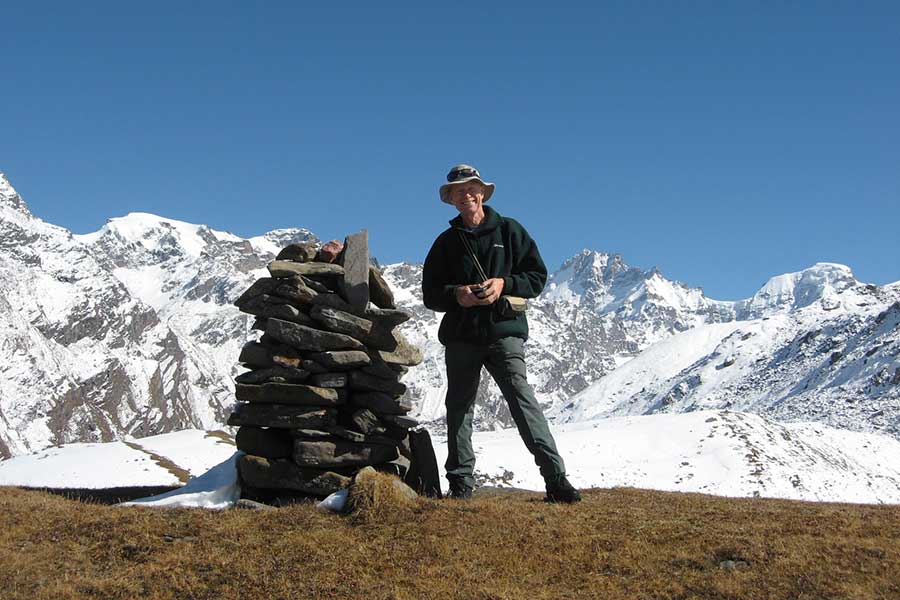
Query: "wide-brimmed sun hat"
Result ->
[[439, 164, 495, 204]]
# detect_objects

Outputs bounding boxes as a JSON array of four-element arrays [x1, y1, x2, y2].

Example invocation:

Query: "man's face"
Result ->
[[449, 182, 485, 218]]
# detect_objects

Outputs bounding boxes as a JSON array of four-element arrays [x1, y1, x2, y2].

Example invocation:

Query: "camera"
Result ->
[[470, 284, 487, 298]]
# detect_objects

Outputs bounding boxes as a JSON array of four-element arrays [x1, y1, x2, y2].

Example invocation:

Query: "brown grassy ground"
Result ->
[[1, 485, 898, 600]]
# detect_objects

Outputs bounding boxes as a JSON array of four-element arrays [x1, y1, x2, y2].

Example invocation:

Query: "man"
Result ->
[[422, 164, 581, 503]]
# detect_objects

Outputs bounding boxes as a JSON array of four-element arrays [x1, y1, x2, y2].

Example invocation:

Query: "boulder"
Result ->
[[376, 332, 423, 366], [235, 426, 293, 459], [306, 350, 371, 370], [351, 392, 412, 415], [367, 265, 396, 309], [268, 260, 344, 278], [227, 404, 337, 429], [294, 439, 398, 468], [317, 239, 344, 263], [238, 455, 350, 496], [276, 243, 318, 262], [337, 231, 369, 310], [235, 382, 344, 406], [266, 318, 365, 352]]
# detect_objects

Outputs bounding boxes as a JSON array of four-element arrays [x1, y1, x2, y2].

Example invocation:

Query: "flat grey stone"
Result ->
[[364, 307, 411, 328], [234, 278, 280, 307], [238, 294, 313, 326], [235, 426, 293, 458], [239, 342, 276, 368], [381, 414, 419, 429], [271, 277, 318, 305], [309, 305, 372, 341], [351, 392, 412, 415], [266, 318, 365, 352], [276, 243, 318, 262], [299, 275, 331, 294], [235, 366, 309, 385], [310, 372, 348, 388], [227, 404, 337, 429], [291, 429, 333, 440], [239, 340, 304, 370], [368, 265, 396, 309], [360, 354, 402, 380], [293, 439, 398, 468], [268, 260, 344, 278], [326, 425, 366, 443], [235, 382, 344, 406], [306, 350, 371, 370], [299, 359, 327, 374], [338, 231, 369, 310], [349, 371, 407, 397], [349, 408, 386, 435], [238, 455, 350, 495]]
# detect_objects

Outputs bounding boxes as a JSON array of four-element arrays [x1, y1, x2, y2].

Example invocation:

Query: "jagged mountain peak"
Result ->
[[0, 172, 32, 217]]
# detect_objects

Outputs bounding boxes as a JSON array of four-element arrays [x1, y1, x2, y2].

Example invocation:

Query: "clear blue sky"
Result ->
[[2, 2, 898, 300]]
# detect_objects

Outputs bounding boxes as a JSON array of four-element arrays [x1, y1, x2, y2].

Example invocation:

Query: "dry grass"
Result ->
[[1, 485, 898, 600]]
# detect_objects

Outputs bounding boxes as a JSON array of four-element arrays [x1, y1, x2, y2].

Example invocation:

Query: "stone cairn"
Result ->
[[229, 231, 441, 503]]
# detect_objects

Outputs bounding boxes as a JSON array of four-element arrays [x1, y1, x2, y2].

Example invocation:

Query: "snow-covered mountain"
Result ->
[[1, 171, 898, 459], [552, 265, 900, 440], [3, 411, 900, 504], [0, 173, 311, 457]]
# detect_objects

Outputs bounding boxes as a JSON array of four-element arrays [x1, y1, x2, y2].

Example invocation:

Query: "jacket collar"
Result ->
[[450, 205, 502, 234]]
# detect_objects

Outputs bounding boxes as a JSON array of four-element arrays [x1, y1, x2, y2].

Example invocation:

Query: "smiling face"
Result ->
[[449, 181, 486, 225]]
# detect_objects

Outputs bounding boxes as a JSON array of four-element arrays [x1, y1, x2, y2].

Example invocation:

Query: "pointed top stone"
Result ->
[[339, 230, 370, 310]]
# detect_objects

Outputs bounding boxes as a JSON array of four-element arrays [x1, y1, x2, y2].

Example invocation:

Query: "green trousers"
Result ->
[[444, 336, 566, 491]]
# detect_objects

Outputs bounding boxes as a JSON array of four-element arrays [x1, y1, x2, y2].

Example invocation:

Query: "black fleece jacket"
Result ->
[[422, 206, 547, 345]]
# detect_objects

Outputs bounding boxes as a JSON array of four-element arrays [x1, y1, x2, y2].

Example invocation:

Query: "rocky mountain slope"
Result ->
[[552, 266, 900, 439], [1, 171, 898, 458]]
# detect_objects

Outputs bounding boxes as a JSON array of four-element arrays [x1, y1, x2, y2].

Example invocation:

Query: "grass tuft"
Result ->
[[345, 468, 418, 524]]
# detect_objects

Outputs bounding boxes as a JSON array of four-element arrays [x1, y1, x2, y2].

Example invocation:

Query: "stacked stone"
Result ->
[[228, 231, 435, 502]]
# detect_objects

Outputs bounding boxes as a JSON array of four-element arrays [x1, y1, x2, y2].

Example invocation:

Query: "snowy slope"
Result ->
[[439, 410, 900, 504], [3, 414, 899, 505], [0, 429, 236, 488]]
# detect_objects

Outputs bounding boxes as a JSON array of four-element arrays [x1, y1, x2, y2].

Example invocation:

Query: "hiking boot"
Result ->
[[545, 475, 581, 503], [449, 485, 474, 500], [450, 481, 473, 500]]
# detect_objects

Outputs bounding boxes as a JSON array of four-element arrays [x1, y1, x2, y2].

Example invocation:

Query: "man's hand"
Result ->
[[456, 278, 505, 307]]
